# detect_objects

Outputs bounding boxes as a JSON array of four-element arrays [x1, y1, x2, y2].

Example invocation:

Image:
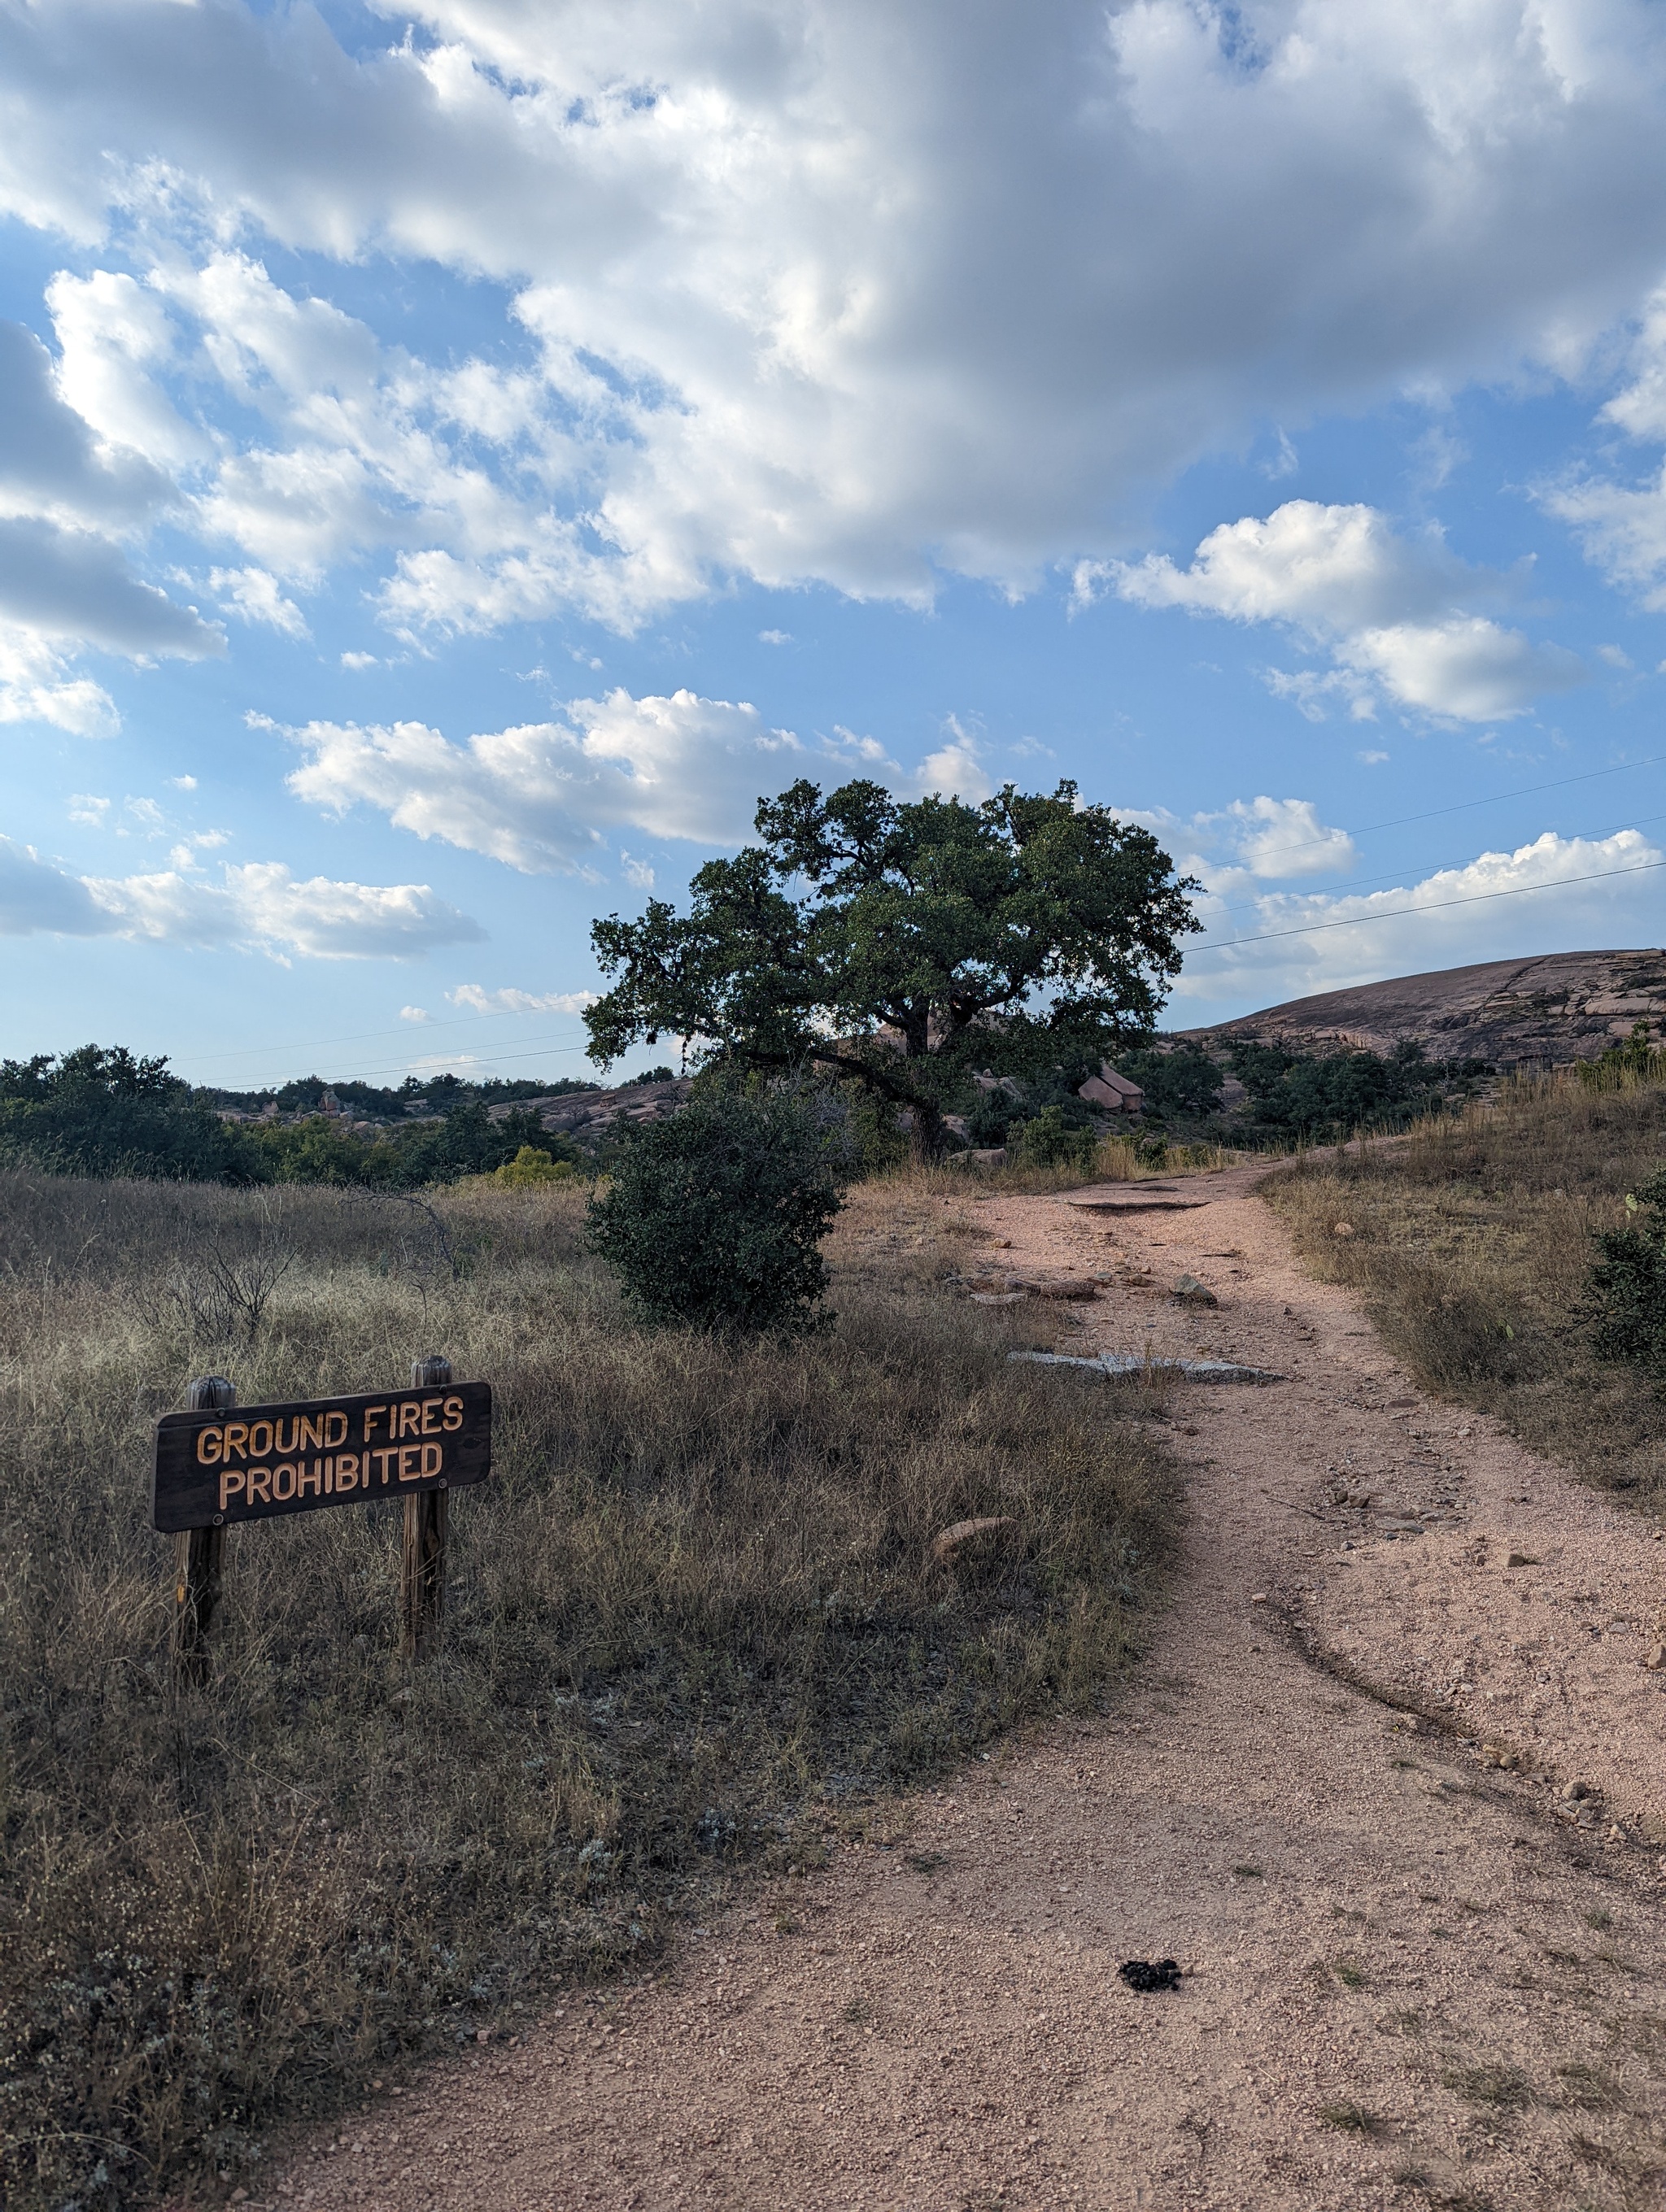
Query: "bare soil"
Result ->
[[259, 1163, 1666, 2212]]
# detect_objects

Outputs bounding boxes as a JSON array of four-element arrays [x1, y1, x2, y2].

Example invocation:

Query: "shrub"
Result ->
[[586, 1090, 841, 1331], [1584, 1168, 1666, 1381], [491, 1145, 576, 1188], [1009, 1104, 1099, 1171]]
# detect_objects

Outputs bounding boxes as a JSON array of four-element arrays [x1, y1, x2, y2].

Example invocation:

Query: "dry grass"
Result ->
[[919, 1132, 1245, 1201], [0, 1167, 1180, 2210], [1266, 1070, 1666, 1515]]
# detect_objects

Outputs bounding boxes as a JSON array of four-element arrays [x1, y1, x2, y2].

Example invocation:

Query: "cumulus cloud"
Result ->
[[1100, 501, 1584, 721], [0, 838, 482, 959], [1223, 798, 1354, 881], [0, 631, 120, 736], [0, 4, 1664, 619], [0, 318, 170, 525], [1543, 285, 1666, 607], [279, 687, 1010, 866], [1178, 829, 1666, 1011], [211, 566, 310, 638], [0, 311, 219, 725], [447, 984, 597, 1014], [281, 689, 809, 869]]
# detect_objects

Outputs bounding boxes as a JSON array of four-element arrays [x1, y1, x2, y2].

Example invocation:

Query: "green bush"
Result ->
[[1584, 1169, 1666, 1381], [491, 1145, 576, 1187], [586, 1090, 841, 1331], [1009, 1104, 1099, 1171]]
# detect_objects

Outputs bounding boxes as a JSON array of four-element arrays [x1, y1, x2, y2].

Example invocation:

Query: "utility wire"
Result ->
[[1210, 752, 1664, 866], [1189, 853, 1666, 955], [1208, 811, 1666, 917]]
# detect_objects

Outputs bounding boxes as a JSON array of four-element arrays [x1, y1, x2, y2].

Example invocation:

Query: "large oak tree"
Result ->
[[584, 777, 1199, 1153]]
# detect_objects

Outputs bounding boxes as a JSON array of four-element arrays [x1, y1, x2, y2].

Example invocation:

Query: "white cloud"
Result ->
[[1122, 791, 1355, 890], [0, 316, 170, 527], [0, 630, 120, 736], [619, 853, 656, 890], [1102, 501, 1584, 722], [759, 629, 792, 645], [1224, 798, 1354, 882], [1179, 829, 1666, 1012], [281, 688, 808, 869], [341, 650, 378, 670], [0, 310, 220, 725], [1540, 285, 1666, 607], [447, 984, 597, 1014], [279, 686, 1010, 866], [2, 6, 1666, 620], [211, 565, 309, 638], [0, 838, 482, 959], [400, 1005, 431, 1022]]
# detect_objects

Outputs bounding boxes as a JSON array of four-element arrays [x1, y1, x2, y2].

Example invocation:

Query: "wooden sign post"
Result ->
[[154, 1357, 491, 1681], [173, 1373, 234, 1687], [401, 1355, 452, 1658]]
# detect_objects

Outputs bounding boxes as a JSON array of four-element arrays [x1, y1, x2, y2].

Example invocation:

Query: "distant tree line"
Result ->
[[0, 1047, 582, 1188]]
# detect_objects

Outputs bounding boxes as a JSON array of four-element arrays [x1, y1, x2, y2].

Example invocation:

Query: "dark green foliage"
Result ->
[[1113, 1040, 1224, 1121], [203, 1071, 594, 1118], [586, 1090, 842, 1332], [962, 1060, 1101, 1149], [0, 1045, 262, 1182], [586, 777, 1198, 1152], [1584, 1169, 1666, 1382], [1228, 1037, 1489, 1143], [1009, 1103, 1099, 1170], [249, 1103, 564, 1190]]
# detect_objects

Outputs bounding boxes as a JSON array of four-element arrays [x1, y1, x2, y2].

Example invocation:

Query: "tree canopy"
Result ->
[[0, 1044, 264, 1182], [585, 777, 1199, 1148]]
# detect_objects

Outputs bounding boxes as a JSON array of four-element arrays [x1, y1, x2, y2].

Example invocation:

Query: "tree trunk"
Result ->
[[909, 1100, 946, 1164]]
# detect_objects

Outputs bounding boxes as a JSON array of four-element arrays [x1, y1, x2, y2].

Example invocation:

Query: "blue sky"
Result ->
[[4, 0, 1666, 1091]]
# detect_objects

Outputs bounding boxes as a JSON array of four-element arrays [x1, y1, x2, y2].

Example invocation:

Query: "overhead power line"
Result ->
[[1189, 854, 1666, 956]]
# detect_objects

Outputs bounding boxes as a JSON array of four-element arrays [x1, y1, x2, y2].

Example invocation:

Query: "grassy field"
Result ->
[[0, 1166, 1181, 2211], [1267, 1069, 1666, 1517]]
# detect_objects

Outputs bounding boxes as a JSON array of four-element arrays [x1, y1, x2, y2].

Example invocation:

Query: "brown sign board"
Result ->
[[152, 1381, 491, 1533]]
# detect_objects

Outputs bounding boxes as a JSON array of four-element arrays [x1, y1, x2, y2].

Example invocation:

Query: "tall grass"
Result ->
[[1267, 1068, 1666, 1513], [0, 1169, 1180, 2210]]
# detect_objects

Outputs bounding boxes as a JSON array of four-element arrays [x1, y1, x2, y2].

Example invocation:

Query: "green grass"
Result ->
[[0, 1165, 1180, 2210]]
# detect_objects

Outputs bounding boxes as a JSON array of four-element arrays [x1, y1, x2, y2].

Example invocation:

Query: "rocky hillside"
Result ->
[[487, 1073, 692, 1139], [1181, 949, 1666, 1069]]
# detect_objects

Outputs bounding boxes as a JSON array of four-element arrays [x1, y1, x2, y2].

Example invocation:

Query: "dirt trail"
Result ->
[[268, 1169, 1666, 2212]]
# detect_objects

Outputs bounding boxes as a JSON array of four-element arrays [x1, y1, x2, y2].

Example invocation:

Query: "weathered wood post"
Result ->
[[173, 1374, 234, 1687], [400, 1355, 451, 1657]]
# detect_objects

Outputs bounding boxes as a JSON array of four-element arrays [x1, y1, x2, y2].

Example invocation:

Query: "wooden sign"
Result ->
[[153, 1379, 491, 1533]]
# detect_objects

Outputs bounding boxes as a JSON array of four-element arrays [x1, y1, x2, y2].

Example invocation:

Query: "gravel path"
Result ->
[[264, 1167, 1666, 2212]]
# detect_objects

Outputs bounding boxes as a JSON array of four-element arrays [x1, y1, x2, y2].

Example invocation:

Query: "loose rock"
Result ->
[[1172, 1274, 1219, 1306]]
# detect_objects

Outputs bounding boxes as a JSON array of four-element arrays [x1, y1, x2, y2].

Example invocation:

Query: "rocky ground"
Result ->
[[252, 1161, 1666, 2212]]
